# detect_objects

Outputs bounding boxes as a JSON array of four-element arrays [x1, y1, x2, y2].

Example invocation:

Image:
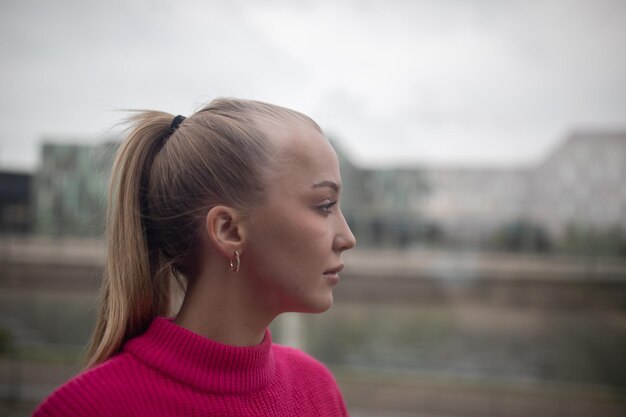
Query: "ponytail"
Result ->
[[84, 112, 174, 369]]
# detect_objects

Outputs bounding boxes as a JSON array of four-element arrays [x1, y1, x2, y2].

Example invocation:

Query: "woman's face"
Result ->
[[242, 124, 356, 315]]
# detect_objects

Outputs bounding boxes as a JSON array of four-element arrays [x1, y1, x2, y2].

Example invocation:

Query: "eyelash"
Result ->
[[318, 200, 337, 213]]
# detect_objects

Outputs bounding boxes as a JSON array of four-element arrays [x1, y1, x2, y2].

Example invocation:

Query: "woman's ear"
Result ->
[[205, 205, 244, 257]]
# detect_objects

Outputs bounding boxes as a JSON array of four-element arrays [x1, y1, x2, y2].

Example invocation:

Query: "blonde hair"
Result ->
[[84, 98, 320, 369]]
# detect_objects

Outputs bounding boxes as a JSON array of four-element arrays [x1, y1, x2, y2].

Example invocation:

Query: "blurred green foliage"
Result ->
[[492, 220, 552, 253], [492, 221, 626, 258], [0, 326, 13, 356], [562, 224, 626, 258]]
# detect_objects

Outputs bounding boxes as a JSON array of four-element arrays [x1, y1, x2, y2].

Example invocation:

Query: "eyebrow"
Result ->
[[312, 180, 340, 192]]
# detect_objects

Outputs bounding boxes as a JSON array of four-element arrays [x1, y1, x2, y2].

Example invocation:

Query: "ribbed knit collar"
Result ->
[[123, 317, 275, 395]]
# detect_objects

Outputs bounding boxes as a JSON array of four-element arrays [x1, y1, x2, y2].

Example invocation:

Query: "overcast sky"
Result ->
[[1, 0, 625, 171]]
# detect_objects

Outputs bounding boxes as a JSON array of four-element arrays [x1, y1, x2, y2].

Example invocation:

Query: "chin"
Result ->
[[305, 293, 334, 314], [290, 293, 334, 314]]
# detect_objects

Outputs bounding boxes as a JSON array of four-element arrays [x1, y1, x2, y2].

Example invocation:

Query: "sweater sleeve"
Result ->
[[32, 355, 129, 417], [32, 378, 93, 417]]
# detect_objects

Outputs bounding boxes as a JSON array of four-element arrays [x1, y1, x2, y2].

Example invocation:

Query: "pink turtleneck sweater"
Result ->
[[33, 317, 349, 417]]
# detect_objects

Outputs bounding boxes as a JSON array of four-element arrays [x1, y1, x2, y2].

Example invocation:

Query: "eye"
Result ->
[[317, 200, 337, 214]]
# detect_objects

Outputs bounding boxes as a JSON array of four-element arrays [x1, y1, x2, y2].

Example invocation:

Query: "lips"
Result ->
[[323, 264, 344, 275]]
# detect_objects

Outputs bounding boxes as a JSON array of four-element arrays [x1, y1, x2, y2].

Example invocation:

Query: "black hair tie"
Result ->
[[169, 115, 186, 135]]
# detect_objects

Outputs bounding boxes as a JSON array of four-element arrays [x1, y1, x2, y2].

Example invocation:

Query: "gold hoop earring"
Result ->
[[229, 250, 241, 272]]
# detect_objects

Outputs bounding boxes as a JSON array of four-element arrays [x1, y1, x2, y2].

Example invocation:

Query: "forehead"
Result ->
[[267, 126, 341, 191]]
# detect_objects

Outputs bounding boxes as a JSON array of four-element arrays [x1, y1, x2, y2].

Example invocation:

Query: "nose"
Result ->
[[333, 210, 357, 252]]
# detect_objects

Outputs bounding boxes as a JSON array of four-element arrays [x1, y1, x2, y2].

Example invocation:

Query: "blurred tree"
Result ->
[[0, 326, 20, 404], [0, 327, 11, 356], [562, 224, 626, 258], [493, 220, 552, 253]]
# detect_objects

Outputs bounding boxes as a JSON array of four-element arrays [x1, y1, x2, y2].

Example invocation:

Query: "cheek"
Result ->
[[246, 212, 330, 277], [259, 207, 328, 248], [277, 215, 330, 260]]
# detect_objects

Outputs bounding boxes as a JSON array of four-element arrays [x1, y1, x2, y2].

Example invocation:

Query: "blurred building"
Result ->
[[0, 171, 32, 234], [338, 131, 626, 248], [337, 144, 430, 247], [26, 131, 626, 245], [528, 131, 626, 238], [33, 141, 119, 237], [420, 168, 529, 243]]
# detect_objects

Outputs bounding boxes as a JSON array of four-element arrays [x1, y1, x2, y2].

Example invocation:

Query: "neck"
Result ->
[[174, 264, 274, 347]]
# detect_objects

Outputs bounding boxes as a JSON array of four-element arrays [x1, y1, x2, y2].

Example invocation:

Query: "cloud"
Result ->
[[247, 0, 626, 166], [1, 0, 625, 169]]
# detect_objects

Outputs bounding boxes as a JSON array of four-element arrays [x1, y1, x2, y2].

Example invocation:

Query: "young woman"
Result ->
[[33, 98, 356, 417]]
